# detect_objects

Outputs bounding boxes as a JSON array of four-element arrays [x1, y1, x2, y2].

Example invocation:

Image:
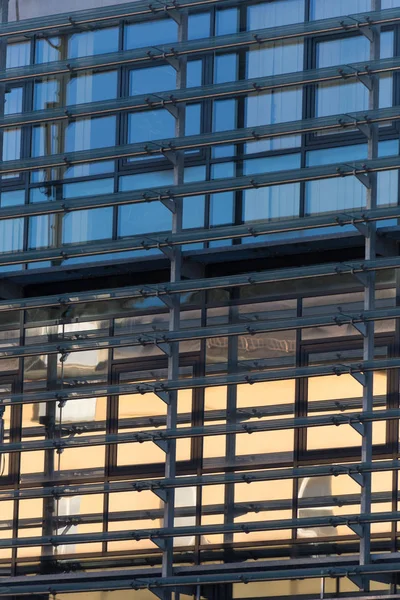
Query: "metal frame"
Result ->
[[2, 1, 400, 598]]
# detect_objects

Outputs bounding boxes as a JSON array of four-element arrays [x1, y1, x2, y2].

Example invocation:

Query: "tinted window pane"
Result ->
[[6, 42, 30, 68], [0, 219, 24, 253], [188, 13, 210, 40], [187, 60, 202, 88], [120, 170, 173, 192], [248, 0, 304, 29], [128, 110, 175, 143], [67, 71, 118, 105], [65, 116, 116, 152], [0, 190, 24, 207], [32, 123, 61, 157], [130, 65, 176, 96], [125, 19, 178, 50], [35, 37, 62, 63], [33, 79, 60, 111], [213, 99, 236, 132], [5, 87, 23, 114], [68, 28, 119, 58], [244, 183, 300, 221], [215, 54, 237, 84], [28, 215, 55, 249], [186, 105, 201, 136], [247, 41, 303, 77], [311, 0, 369, 19], [210, 192, 235, 226], [3, 128, 21, 161], [216, 8, 238, 35], [64, 178, 114, 199], [63, 208, 113, 243], [118, 203, 171, 236]]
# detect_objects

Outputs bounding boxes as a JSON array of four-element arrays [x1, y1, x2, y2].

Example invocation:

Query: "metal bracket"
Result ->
[[349, 371, 367, 387], [359, 26, 374, 43], [162, 148, 178, 166], [356, 122, 372, 139], [354, 171, 371, 189], [149, 535, 166, 550], [153, 438, 169, 453], [349, 421, 365, 436], [160, 196, 177, 213], [164, 103, 180, 119], [347, 522, 364, 537], [154, 391, 170, 405], [356, 72, 373, 91], [348, 574, 364, 589], [351, 321, 367, 337], [349, 472, 365, 487], [156, 342, 172, 356], [151, 487, 167, 503]]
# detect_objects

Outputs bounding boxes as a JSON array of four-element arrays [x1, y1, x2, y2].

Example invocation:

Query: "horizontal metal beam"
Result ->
[[0, 53, 399, 143], [1, 557, 400, 595], [1, 459, 400, 503], [0, 409, 397, 454], [0, 491, 391, 532], [1, 2, 399, 41], [2, 253, 400, 313], [2, 352, 400, 407], [0, 152, 399, 231], [0, 0, 234, 38], [1, 304, 400, 360], [0, 510, 398, 550]]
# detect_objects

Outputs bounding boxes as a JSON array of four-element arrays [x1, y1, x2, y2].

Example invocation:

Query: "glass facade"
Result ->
[[0, 0, 400, 599]]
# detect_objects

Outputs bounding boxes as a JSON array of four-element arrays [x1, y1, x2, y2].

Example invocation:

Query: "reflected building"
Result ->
[[0, 0, 400, 599]]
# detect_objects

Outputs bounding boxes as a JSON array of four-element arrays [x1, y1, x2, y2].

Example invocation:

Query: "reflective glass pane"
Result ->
[[67, 71, 118, 105], [65, 116, 116, 152], [188, 12, 210, 40], [62, 207, 113, 243], [33, 79, 60, 111], [6, 41, 30, 68], [125, 19, 178, 50], [216, 8, 238, 35], [68, 27, 119, 58], [4, 87, 23, 115], [130, 65, 176, 96], [3, 128, 21, 161], [128, 110, 175, 143], [215, 53, 237, 84], [311, 0, 370, 19], [248, 0, 304, 29], [35, 37, 62, 64], [0, 218, 24, 252]]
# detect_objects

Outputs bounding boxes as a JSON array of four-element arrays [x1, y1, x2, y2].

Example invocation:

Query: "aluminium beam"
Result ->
[[0, 53, 399, 138], [0, 408, 397, 455], [0, 0, 235, 38], [0, 3, 399, 40], [1, 459, 400, 503], [3, 558, 400, 596], [0, 104, 399, 170], [2, 305, 400, 360], [0, 510, 400, 551], [3, 253, 400, 313], [0, 153, 400, 225]]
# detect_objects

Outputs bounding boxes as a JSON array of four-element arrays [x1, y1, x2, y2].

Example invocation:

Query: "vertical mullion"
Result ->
[[162, 8, 188, 598], [360, 0, 381, 579]]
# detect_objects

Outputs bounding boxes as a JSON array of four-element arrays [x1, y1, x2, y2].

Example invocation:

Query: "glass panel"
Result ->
[[128, 110, 175, 144], [4, 87, 23, 114], [67, 71, 118, 105], [215, 53, 237, 84], [311, 0, 370, 19], [248, 0, 305, 29], [65, 116, 116, 152], [216, 8, 238, 35], [125, 19, 178, 50], [0, 218, 24, 253], [3, 128, 21, 161], [35, 37, 62, 64], [6, 41, 30, 68], [68, 27, 119, 58], [188, 12, 210, 40], [130, 65, 176, 96], [62, 207, 113, 243]]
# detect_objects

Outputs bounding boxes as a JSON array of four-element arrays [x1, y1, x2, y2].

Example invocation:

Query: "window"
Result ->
[[63, 207, 113, 244], [216, 8, 238, 35], [0, 218, 24, 253], [4, 87, 23, 114], [128, 110, 175, 144], [310, 0, 370, 19], [68, 27, 119, 58], [3, 128, 21, 161], [35, 37, 62, 64], [67, 71, 118, 105], [247, 0, 304, 29], [65, 116, 116, 152], [214, 54, 238, 84], [125, 19, 178, 50], [315, 32, 393, 117], [213, 99, 237, 132], [6, 41, 30, 68], [33, 79, 60, 111], [130, 65, 176, 96], [188, 12, 210, 40]]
